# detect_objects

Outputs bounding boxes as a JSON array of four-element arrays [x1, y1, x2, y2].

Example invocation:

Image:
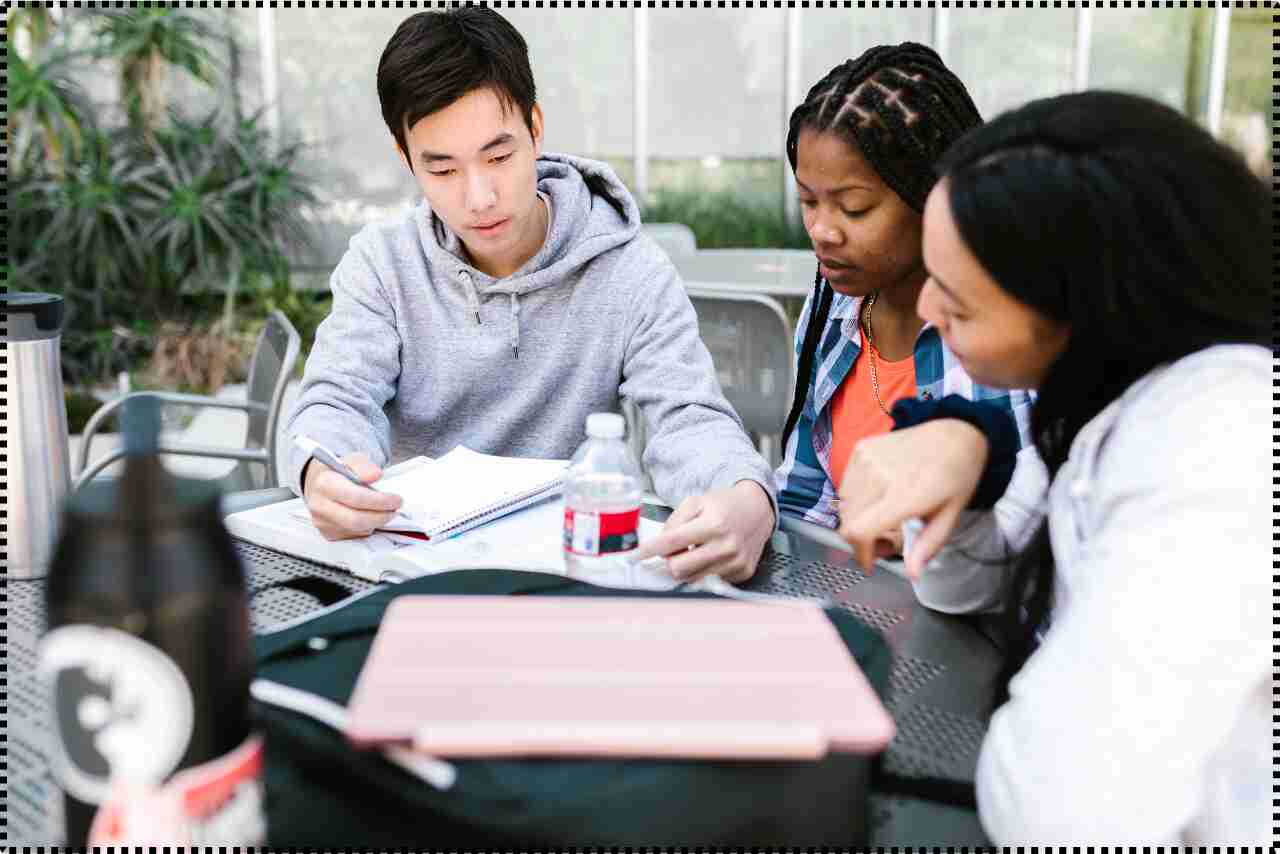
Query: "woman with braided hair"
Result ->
[[774, 43, 1035, 540]]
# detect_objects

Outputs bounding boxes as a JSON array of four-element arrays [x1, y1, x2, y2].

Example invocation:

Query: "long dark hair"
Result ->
[[780, 44, 982, 450], [935, 91, 1270, 703]]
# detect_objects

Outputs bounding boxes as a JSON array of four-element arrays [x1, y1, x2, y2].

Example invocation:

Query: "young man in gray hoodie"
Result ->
[[285, 8, 776, 583]]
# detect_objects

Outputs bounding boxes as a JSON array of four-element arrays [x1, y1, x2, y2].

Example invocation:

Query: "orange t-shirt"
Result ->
[[827, 343, 917, 489]]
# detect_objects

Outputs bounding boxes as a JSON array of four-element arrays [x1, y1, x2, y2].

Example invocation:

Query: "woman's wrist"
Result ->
[[889, 395, 1019, 509]]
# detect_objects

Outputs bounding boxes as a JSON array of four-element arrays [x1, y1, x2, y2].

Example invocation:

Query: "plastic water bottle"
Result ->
[[563, 412, 643, 587]]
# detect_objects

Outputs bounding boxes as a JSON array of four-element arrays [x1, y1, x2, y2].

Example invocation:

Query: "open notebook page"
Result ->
[[379, 446, 567, 535], [290, 446, 568, 537]]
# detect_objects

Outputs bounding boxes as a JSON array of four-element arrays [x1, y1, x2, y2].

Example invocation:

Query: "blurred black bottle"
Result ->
[[42, 396, 260, 845]]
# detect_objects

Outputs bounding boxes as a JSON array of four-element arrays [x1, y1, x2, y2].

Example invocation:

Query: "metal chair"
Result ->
[[640, 222, 697, 259], [624, 287, 795, 473], [686, 287, 794, 466], [74, 310, 301, 492]]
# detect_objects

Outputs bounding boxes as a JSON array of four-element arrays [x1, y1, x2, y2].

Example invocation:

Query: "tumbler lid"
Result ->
[[1, 293, 65, 341]]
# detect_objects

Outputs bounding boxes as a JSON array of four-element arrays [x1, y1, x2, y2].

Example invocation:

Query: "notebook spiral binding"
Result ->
[[425, 479, 565, 541]]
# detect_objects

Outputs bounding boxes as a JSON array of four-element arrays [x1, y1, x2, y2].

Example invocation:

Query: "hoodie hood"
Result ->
[[418, 153, 641, 357]]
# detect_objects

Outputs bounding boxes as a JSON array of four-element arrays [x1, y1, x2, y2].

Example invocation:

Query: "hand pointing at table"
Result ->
[[835, 419, 989, 580]]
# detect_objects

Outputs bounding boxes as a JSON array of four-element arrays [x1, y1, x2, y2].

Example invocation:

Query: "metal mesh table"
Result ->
[[3, 502, 997, 845]]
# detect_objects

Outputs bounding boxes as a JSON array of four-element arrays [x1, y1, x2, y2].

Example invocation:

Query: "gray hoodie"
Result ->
[[284, 153, 774, 509]]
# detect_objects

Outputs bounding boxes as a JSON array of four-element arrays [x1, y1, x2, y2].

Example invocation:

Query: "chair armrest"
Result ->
[[73, 443, 270, 492], [76, 390, 268, 474], [221, 486, 297, 518], [155, 441, 270, 463]]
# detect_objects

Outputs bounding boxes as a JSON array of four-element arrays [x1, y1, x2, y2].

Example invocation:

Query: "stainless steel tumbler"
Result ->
[[4, 293, 72, 579]]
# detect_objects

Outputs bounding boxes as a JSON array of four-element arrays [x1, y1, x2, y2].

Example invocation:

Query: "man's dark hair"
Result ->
[[377, 8, 537, 169]]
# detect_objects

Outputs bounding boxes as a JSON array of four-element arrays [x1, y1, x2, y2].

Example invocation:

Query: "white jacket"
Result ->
[[908, 344, 1271, 845]]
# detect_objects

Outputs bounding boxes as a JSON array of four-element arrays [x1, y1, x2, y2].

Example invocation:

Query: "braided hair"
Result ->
[[780, 43, 983, 452]]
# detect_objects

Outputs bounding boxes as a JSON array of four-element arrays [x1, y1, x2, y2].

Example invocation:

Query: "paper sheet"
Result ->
[[228, 453, 675, 588], [226, 490, 429, 580]]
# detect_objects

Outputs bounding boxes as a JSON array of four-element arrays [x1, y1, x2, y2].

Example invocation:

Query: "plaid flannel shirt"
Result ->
[[774, 288, 1036, 528]]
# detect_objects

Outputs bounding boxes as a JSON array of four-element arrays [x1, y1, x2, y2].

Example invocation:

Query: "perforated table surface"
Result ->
[[3, 493, 999, 845]]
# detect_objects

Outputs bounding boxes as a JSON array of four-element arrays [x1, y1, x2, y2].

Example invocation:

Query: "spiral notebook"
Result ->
[[225, 447, 573, 582], [335, 445, 569, 541]]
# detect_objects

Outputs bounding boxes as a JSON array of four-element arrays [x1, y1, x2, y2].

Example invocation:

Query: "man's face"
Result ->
[[398, 87, 544, 272]]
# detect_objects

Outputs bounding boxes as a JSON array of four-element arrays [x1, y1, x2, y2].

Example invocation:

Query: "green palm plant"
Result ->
[[8, 42, 93, 175], [19, 130, 158, 320], [12, 129, 159, 380], [13, 10, 319, 389], [143, 121, 255, 286], [91, 9, 224, 140], [141, 110, 317, 328], [9, 7, 57, 52], [7, 167, 58, 289], [226, 113, 319, 275]]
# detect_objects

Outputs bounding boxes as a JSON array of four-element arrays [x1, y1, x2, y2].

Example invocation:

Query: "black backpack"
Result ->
[[251, 569, 894, 846]]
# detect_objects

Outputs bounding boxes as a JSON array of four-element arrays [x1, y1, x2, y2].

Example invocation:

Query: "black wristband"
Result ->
[[889, 394, 1021, 509]]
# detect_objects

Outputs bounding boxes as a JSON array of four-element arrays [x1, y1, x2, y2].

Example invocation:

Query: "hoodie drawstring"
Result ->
[[460, 269, 482, 324], [509, 292, 521, 359], [460, 268, 520, 357]]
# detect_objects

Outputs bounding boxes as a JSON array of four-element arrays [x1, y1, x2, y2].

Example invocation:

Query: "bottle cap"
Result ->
[[585, 412, 625, 439]]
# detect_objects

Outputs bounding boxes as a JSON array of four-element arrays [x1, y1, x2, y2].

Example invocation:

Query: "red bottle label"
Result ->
[[564, 507, 641, 556], [88, 732, 266, 845]]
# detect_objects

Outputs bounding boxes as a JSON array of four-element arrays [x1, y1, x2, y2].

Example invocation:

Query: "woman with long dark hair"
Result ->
[[838, 91, 1269, 843]]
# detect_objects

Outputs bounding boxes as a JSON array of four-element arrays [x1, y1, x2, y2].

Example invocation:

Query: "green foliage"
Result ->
[[14, 113, 317, 383], [642, 187, 810, 251], [90, 9, 224, 136], [64, 389, 106, 436], [249, 273, 333, 365], [8, 42, 92, 173], [21, 131, 153, 308], [9, 10, 318, 392], [143, 111, 317, 289], [9, 7, 57, 52]]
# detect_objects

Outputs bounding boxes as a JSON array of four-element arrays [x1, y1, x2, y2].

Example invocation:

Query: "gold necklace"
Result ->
[[860, 291, 891, 416]]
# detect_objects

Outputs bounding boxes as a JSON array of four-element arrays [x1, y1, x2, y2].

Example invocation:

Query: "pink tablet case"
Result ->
[[344, 596, 896, 760]]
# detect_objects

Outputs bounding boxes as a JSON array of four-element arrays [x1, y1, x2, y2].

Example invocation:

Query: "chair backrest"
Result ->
[[641, 222, 697, 259], [673, 249, 817, 292], [237, 310, 301, 490], [686, 287, 794, 466]]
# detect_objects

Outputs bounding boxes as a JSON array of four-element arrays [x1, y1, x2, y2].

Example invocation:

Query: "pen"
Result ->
[[295, 435, 415, 527], [295, 435, 368, 489]]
